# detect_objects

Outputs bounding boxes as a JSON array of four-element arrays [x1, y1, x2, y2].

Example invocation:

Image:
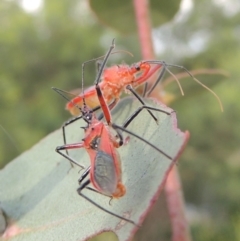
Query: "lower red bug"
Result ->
[[52, 39, 173, 225]]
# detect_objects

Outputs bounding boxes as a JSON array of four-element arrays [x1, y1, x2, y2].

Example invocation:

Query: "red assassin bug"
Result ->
[[53, 39, 174, 225], [66, 43, 223, 117], [58, 41, 159, 155]]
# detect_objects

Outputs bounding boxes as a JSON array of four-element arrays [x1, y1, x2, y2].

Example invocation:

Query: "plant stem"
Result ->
[[133, 0, 154, 59], [165, 167, 191, 241], [133, 1, 192, 240]]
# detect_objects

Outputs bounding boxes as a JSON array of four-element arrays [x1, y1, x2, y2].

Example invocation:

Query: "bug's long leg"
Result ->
[[62, 105, 101, 151], [94, 39, 115, 85], [81, 40, 115, 89], [93, 40, 116, 124], [96, 85, 112, 124], [122, 105, 172, 129], [77, 179, 138, 226], [78, 166, 91, 184], [146, 65, 166, 96], [112, 104, 173, 152], [96, 98, 118, 123], [113, 127, 124, 147], [62, 115, 84, 156], [52, 87, 102, 155], [142, 82, 149, 98], [126, 85, 158, 123], [112, 123, 173, 160], [96, 60, 103, 77], [82, 42, 132, 86], [78, 166, 115, 197], [78, 167, 106, 195], [56, 143, 85, 169]]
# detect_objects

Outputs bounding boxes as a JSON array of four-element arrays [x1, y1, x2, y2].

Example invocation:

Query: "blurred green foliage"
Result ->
[[0, 0, 240, 240], [89, 0, 180, 34]]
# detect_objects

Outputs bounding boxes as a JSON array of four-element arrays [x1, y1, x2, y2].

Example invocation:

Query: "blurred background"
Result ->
[[0, 0, 239, 240]]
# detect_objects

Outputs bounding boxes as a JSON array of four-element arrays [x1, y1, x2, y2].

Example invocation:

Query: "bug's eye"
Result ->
[[135, 66, 141, 71]]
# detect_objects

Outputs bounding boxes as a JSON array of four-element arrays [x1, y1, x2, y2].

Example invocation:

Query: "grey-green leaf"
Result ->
[[0, 98, 188, 241]]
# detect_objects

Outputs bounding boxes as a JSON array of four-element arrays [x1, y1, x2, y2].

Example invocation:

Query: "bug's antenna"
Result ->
[[51, 87, 83, 113], [144, 60, 224, 112], [165, 66, 185, 96]]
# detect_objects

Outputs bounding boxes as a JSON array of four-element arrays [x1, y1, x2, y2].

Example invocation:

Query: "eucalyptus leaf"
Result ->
[[0, 98, 188, 241]]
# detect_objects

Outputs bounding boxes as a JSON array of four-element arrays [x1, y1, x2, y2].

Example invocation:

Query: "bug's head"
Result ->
[[82, 105, 93, 124]]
